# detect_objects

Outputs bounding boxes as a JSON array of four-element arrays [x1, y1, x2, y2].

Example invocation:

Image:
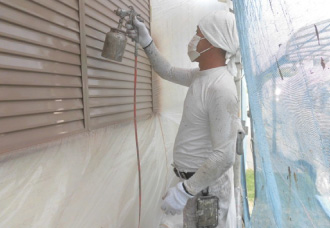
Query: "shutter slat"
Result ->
[[90, 108, 152, 129], [87, 0, 117, 21], [87, 68, 151, 84], [134, 0, 150, 12], [31, 0, 79, 21], [89, 88, 151, 97], [0, 0, 79, 32], [0, 120, 84, 153], [85, 15, 112, 34], [56, 0, 79, 10], [89, 96, 152, 108], [0, 53, 81, 76], [127, 0, 150, 20], [0, 37, 81, 65], [0, 21, 80, 54], [90, 102, 152, 117], [86, 47, 151, 72], [88, 78, 151, 90], [87, 57, 151, 77], [0, 86, 82, 101], [0, 3, 80, 43], [0, 70, 82, 87], [85, 25, 105, 42], [85, 5, 117, 29], [0, 110, 84, 134], [0, 99, 83, 118]]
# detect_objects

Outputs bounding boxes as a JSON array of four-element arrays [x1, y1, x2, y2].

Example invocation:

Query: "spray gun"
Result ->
[[101, 6, 144, 62]]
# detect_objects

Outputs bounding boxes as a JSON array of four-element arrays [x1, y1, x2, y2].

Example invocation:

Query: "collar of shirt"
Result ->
[[198, 66, 226, 76]]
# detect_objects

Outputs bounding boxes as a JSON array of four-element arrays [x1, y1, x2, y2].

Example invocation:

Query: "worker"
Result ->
[[127, 10, 241, 228]]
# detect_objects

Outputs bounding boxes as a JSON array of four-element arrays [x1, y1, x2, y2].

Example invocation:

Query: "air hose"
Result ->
[[134, 43, 142, 228]]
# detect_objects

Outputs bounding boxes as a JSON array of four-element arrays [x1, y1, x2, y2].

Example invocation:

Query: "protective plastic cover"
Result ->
[[0, 0, 227, 228], [234, 0, 330, 227]]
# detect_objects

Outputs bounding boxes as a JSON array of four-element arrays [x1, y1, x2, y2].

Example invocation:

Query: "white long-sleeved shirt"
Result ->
[[173, 67, 238, 172], [144, 42, 239, 195]]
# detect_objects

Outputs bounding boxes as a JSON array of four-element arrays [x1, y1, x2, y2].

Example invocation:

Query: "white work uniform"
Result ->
[[145, 42, 239, 228]]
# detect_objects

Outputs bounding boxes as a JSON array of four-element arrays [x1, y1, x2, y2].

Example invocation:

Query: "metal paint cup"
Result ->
[[101, 28, 127, 62]]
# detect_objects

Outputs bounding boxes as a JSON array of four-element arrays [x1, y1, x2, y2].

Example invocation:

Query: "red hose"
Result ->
[[134, 54, 142, 228]]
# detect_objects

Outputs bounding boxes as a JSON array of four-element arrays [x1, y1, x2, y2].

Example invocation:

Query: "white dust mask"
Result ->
[[187, 35, 213, 62]]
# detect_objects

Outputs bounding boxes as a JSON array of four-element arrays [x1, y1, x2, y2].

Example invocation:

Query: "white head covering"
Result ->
[[198, 10, 240, 77]]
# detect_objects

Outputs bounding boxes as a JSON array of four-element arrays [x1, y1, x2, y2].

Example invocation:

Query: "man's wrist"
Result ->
[[182, 182, 194, 196], [142, 39, 153, 49]]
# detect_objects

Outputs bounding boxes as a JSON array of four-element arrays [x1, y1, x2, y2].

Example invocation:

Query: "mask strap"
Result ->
[[199, 45, 214, 54], [198, 37, 213, 54]]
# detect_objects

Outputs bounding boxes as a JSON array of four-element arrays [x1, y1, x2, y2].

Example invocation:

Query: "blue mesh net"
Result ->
[[233, 0, 330, 227]]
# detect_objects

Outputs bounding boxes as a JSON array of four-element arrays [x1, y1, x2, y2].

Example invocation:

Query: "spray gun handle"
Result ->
[[126, 15, 144, 43], [136, 15, 144, 23], [114, 6, 145, 43]]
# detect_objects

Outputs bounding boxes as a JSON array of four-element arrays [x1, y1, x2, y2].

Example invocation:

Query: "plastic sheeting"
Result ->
[[0, 119, 169, 228], [234, 0, 330, 227], [0, 1, 228, 228]]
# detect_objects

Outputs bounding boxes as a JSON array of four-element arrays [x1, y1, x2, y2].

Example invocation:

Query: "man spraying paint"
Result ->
[[128, 10, 241, 228]]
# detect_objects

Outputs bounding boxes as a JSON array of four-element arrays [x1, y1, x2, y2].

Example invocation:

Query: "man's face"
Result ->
[[195, 27, 213, 61]]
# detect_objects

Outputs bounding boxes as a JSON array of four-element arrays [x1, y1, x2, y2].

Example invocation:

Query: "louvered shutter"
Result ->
[[0, 0, 152, 152], [0, 0, 85, 152], [84, 0, 153, 129]]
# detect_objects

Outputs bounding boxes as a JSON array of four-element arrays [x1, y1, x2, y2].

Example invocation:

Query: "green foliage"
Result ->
[[246, 169, 255, 212]]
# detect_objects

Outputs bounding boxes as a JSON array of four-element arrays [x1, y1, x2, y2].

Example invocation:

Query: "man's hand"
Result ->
[[161, 182, 194, 215], [126, 16, 152, 48]]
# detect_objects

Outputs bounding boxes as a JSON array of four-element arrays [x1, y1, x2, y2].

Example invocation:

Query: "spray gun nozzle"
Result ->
[[115, 8, 131, 18]]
